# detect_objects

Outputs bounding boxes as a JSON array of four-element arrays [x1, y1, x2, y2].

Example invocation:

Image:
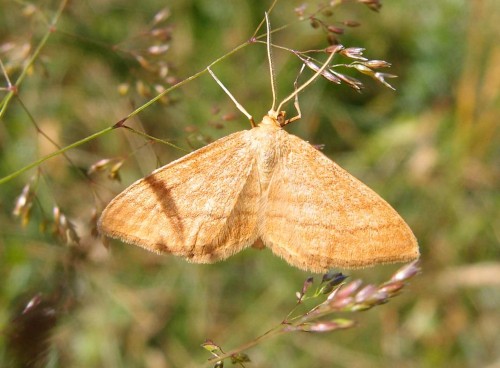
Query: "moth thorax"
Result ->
[[255, 131, 279, 187]]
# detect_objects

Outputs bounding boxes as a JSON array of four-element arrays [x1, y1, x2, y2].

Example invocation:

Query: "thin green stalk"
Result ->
[[121, 125, 188, 152], [205, 324, 287, 367], [0, 0, 69, 119], [123, 41, 251, 122], [0, 127, 113, 185]]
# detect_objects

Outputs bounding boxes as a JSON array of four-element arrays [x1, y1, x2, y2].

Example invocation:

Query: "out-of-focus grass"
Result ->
[[1, 1, 499, 367]]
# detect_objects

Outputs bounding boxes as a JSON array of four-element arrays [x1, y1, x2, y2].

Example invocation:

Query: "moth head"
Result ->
[[277, 111, 287, 126], [265, 110, 287, 127]]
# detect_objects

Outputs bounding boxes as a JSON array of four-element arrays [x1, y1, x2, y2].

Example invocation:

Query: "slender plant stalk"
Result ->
[[0, 0, 69, 119], [0, 127, 114, 185], [205, 325, 286, 366], [201, 261, 420, 367]]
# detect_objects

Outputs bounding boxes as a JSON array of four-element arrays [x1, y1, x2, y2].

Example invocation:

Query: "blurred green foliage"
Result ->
[[1, 0, 499, 367]]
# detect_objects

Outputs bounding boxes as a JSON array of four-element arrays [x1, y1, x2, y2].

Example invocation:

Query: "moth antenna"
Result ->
[[207, 67, 256, 127], [265, 12, 277, 114], [276, 50, 337, 114]]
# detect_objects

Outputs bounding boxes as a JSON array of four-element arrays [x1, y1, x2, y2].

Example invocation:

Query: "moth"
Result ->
[[98, 16, 419, 273]]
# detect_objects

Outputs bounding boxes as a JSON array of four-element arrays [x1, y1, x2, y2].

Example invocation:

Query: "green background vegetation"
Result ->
[[1, 0, 498, 367]]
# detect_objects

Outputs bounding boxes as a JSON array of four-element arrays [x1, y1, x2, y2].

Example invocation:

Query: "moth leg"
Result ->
[[282, 64, 306, 126]]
